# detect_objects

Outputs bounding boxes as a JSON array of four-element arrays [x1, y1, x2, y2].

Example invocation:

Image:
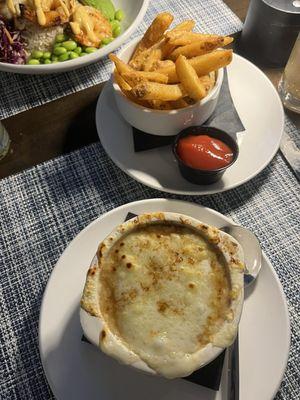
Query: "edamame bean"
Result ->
[[58, 52, 69, 62], [51, 55, 59, 62], [55, 33, 68, 43], [62, 40, 77, 51], [110, 19, 120, 30], [27, 59, 40, 65], [85, 47, 97, 54], [113, 25, 121, 37], [114, 9, 124, 21], [102, 37, 113, 45], [31, 50, 43, 59], [79, 52, 87, 57], [74, 46, 82, 54], [54, 46, 67, 56], [43, 59, 52, 64], [69, 51, 79, 59], [42, 51, 51, 59]]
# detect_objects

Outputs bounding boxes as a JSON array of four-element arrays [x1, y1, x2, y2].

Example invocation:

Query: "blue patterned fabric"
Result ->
[[0, 138, 299, 399], [0, 0, 242, 120], [0, 1, 299, 399]]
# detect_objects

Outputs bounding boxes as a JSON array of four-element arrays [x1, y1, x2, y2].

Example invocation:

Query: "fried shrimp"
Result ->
[[70, 5, 112, 48], [21, 0, 75, 27]]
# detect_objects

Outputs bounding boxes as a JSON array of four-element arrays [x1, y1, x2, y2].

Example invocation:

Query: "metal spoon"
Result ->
[[220, 225, 262, 287]]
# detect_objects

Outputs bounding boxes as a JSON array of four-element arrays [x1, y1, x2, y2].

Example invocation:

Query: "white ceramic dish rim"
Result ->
[[38, 198, 291, 400], [112, 36, 224, 115], [0, 0, 149, 74], [79, 211, 244, 378]]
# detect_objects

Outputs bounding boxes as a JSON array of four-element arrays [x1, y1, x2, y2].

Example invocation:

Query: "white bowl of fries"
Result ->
[[109, 13, 233, 136]]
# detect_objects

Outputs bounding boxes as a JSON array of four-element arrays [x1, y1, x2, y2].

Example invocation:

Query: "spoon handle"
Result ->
[[244, 273, 255, 286]]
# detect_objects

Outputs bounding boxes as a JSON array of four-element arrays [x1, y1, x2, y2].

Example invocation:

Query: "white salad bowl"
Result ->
[[0, 0, 149, 74], [112, 36, 224, 136], [80, 212, 244, 379]]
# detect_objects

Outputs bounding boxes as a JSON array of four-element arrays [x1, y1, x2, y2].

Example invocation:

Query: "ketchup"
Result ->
[[177, 134, 233, 170]]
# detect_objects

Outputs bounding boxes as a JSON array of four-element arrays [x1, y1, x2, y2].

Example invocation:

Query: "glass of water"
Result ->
[[0, 122, 10, 161], [278, 33, 300, 114]]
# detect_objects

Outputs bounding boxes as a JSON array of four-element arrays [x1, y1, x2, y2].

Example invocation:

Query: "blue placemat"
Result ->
[[0, 0, 243, 120], [0, 134, 299, 399]]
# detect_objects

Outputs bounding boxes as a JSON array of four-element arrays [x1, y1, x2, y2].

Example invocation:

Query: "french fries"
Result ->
[[172, 20, 195, 32], [114, 70, 131, 93], [148, 100, 173, 110], [169, 98, 190, 109], [130, 18, 198, 70], [129, 40, 164, 70], [151, 59, 175, 71], [143, 49, 163, 71], [131, 81, 187, 101], [166, 31, 219, 45], [156, 50, 233, 83], [169, 36, 232, 60], [158, 21, 196, 59], [122, 71, 168, 86], [109, 53, 132, 75], [131, 13, 174, 60], [109, 13, 234, 110], [190, 49, 233, 75], [199, 73, 216, 94], [175, 55, 206, 101]]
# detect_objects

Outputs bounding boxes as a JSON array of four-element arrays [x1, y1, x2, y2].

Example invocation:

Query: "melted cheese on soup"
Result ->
[[99, 223, 231, 377]]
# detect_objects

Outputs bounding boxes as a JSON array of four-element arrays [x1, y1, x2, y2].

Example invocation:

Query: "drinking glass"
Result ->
[[278, 33, 300, 114]]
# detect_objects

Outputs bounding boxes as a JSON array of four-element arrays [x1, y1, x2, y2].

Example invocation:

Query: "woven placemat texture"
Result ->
[[0, 0, 243, 120], [0, 136, 299, 399]]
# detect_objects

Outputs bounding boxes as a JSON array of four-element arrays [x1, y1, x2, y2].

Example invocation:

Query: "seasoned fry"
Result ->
[[131, 81, 187, 101], [169, 98, 190, 109], [129, 49, 150, 70], [183, 96, 195, 105], [112, 13, 233, 111], [170, 36, 230, 60], [175, 55, 206, 101], [190, 49, 232, 75], [166, 31, 219, 46], [156, 50, 233, 83], [109, 53, 132, 75], [122, 71, 168, 86], [131, 17, 194, 65], [143, 49, 163, 71], [158, 39, 176, 59], [223, 37, 233, 46], [114, 70, 132, 93], [199, 73, 215, 94], [148, 100, 173, 110], [129, 39, 164, 69], [157, 20, 196, 59], [131, 13, 174, 60], [151, 59, 175, 71], [114, 72, 149, 107], [172, 20, 195, 32], [154, 64, 179, 83]]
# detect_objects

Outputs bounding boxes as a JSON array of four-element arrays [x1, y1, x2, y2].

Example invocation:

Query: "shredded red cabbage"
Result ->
[[0, 16, 26, 64]]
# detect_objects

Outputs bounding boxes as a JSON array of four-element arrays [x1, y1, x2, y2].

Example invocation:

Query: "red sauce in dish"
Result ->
[[177, 134, 234, 170]]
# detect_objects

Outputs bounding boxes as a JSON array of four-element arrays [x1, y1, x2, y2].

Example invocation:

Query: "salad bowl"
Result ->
[[0, 0, 149, 74]]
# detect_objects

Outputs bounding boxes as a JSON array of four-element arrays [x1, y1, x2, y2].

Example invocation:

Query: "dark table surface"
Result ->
[[1, 0, 299, 180]]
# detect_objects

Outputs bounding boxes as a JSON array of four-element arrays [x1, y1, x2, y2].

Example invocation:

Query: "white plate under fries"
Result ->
[[96, 54, 284, 195], [39, 199, 290, 400]]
